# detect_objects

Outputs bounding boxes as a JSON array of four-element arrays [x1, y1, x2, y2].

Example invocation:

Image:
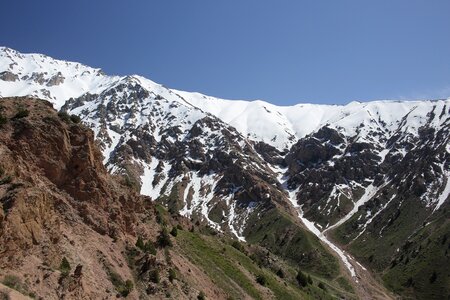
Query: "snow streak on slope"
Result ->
[[433, 169, 450, 212], [324, 182, 385, 233], [273, 166, 357, 278]]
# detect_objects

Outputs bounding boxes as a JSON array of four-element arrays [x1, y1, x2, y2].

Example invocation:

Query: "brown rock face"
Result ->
[[0, 97, 208, 299]]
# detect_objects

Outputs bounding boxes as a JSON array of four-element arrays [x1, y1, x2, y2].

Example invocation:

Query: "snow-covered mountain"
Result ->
[[1, 47, 449, 298]]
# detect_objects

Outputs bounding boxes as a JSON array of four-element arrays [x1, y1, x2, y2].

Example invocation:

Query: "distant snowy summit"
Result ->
[[1, 46, 448, 150]]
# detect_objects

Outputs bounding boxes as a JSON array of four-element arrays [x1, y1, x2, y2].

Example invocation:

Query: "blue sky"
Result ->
[[1, 1, 450, 105]]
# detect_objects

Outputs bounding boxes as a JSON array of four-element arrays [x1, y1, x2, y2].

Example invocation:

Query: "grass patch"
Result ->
[[244, 208, 339, 278]]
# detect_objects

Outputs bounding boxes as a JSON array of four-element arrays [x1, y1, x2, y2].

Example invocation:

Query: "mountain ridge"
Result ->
[[1, 47, 449, 299]]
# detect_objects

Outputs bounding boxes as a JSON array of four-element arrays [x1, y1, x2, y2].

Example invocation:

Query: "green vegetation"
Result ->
[[70, 114, 81, 123], [155, 204, 168, 226], [59, 257, 71, 276], [382, 213, 450, 300], [57, 111, 81, 124], [57, 111, 71, 122], [135, 236, 144, 249], [1, 275, 32, 297], [245, 208, 339, 278], [108, 270, 134, 297], [157, 185, 182, 215], [1, 275, 22, 291], [197, 291, 206, 300], [170, 226, 178, 237], [255, 274, 267, 286], [168, 268, 177, 283], [157, 228, 173, 248], [335, 276, 354, 293], [176, 229, 339, 300], [0, 176, 12, 185], [136, 235, 157, 255], [12, 107, 29, 119], [0, 113, 7, 127], [296, 270, 309, 287], [149, 269, 160, 284], [0, 290, 10, 300]]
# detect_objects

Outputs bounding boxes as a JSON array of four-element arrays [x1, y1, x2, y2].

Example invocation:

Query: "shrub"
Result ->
[[157, 228, 172, 248], [109, 271, 133, 297], [0, 176, 12, 185], [276, 268, 285, 278], [296, 270, 308, 287], [307, 275, 313, 285], [0, 114, 7, 127], [143, 241, 157, 255], [1, 275, 22, 290], [13, 108, 29, 119], [7, 183, 23, 191], [155, 209, 166, 225], [429, 271, 437, 283], [136, 236, 144, 250], [0, 290, 10, 300], [176, 224, 183, 230], [149, 269, 160, 284], [256, 274, 267, 286], [168, 268, 177, 283], [58, 111, 71, 122], [197, 291, 206, 300], [231, 241, 244, 252], [318, 282, 326, 290], [59, 257, 71, 276], [70, 114, 81, 123], [116, 279, 133, 297], [170, 227, 178, 237]]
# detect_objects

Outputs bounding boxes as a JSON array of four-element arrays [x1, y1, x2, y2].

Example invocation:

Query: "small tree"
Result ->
[[168, 268, 177, 283], [0, 113, 7, 127], [170, 227, 178, 237], [13, 108, 29, 119], [276, 268, 285, 278], [143, 241, 157, 255], [256, 274, 267, 286], [429, 271, 437, 283], [296, 270, 308, 287], [70, 114, 81, 123], [149, 269, 160, 284], [136, 236, 145, 250], [197, 291, 206, 300], [60, 257, 71, 276], [157, 228, 172, 248]]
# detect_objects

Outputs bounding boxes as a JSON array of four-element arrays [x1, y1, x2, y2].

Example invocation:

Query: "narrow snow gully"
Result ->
[[274, 167, 394, 299]]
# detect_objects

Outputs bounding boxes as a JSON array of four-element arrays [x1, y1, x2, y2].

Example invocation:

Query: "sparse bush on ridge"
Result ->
[[149, 269, 160, 284], [59, 257, 71, 276], [256, 274, 267, 286], [168, 268, 177, 283], [0, 113, 7, 126], [157, 228, 172, 248], [197, 291, 206, 300], [13, 107, 29, 119], [296, 270, 309, 287], [170, 226, 178, 237]]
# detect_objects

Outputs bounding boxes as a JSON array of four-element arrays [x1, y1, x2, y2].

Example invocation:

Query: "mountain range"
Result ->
[[0, 47, 449, 299]]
